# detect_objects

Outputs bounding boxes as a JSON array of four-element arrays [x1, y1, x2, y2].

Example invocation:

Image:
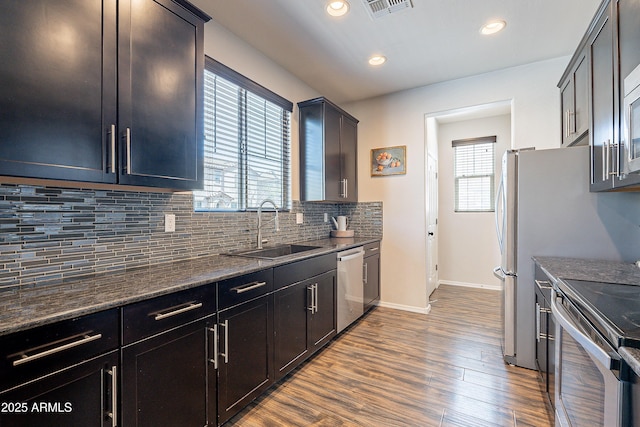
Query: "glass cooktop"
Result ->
[[557, 279, 640, 349]]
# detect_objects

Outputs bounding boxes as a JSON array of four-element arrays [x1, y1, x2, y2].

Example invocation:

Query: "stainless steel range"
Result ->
[[553, 278, 640, 427]]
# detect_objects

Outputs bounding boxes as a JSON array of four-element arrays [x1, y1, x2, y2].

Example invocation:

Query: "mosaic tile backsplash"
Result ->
[[0, 183, 382, 289]]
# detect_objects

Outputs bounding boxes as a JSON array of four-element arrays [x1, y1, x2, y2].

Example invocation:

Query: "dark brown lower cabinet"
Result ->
[[274, 270, 337, 381], [217, 294, 274, 425], [363, 242, 381, 311], [121, 317, 215, 427], [0, 351, 118, 427]]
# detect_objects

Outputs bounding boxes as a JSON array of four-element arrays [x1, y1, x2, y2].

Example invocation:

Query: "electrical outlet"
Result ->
[[165, 214, 176, 232], [324, 213, 329, 222], [296, 213, 304, 224]]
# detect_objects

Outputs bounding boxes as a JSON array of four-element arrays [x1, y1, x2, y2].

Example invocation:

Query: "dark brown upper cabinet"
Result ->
[[299, 97, 359, 202], [559, 50, 589, 147], [0, 0, 209, 190], [561, 0, 640, 191]]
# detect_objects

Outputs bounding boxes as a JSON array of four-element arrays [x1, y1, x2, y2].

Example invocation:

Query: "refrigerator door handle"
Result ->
[[495, 173, 505, 253]]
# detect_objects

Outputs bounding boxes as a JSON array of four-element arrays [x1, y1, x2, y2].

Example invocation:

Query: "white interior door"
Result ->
[[426, 153, 438, 299]]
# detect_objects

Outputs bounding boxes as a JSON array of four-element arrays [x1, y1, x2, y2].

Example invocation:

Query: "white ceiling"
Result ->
[[191, 0, 602, 104]]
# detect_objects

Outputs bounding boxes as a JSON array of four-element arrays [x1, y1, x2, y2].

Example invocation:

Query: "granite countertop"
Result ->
[[533, 256, 640, 375], [0, 236, 380, 337]]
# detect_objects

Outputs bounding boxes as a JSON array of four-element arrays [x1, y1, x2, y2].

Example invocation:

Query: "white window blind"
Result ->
[[453, 136, 496, 212], [194, 58, 292, 211]]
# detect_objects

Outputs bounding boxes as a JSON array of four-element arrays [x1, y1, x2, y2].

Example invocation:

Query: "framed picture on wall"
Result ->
[[371, 145, 406, 176]]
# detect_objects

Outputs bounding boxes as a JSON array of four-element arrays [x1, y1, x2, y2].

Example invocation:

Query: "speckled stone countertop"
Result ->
[[0, 237, 380, 337], [532, 256, 640, 285], [533, 256, 640, 375]]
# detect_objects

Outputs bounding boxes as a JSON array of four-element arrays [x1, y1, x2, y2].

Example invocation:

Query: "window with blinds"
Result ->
[[194, 57, 292, 211], [452, 136, 496, 212]]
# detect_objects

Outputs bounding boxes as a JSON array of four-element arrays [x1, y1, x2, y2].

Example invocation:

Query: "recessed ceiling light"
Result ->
[[480, 20, 506, 35], [327, 0, 350, 17], [368, 55, 387, 66]]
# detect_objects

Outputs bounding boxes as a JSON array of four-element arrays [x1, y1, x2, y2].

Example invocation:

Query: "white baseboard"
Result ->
[[376, 301, 432, 314], [438, 280, 502, 291]]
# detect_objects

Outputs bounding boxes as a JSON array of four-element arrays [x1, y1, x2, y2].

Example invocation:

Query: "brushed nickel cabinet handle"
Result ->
[[307, 284, 315, 312], [125, 127, 132, 175], [208, 325, 218, 370], [233, 281, 267, 294], [108, 365, 117, 427], [109, 124, 116, 173], [154, 302, 203, 321], [12, 333, 103, 366], [220, 320, 229, 363]]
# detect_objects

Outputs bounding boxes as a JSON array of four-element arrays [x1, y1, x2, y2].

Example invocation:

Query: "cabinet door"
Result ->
[[121, 319, 208, 427], [590, 3, 616, 190], [340, 116, 358, 202], [0, 351, 118, 427], [560, 79, 574, 147], [574, 56, 589, 140], [0, 0, 117, 183], [217, 294, 273, 425], [309, 270, 337, 350], [324, 105, 343, 201], [118, 0, 204, 190], [364, 253, 380, 311], [274, 281, 310, 380]]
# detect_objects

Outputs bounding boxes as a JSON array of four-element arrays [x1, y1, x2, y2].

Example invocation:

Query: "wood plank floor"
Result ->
[[226, 285, 554, 426]]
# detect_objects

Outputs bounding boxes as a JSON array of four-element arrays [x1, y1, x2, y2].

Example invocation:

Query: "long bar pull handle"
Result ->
[[109, 124, 116, 174], [344, 179, 348, 199], [313, 283, 318, 314], [611, 142, 620, 177], [125, 128, 132, 175], [208, 325, 218, 370], [602, 141, 608, 182], [220, 320, 229, 363], [154, 302, 203, 321], [108, 365, 118, 427], [534, 279, 552, 290], [13, 333, 103, 367], [535, 302, 541, 343], [551, 290, 613, 368], [363, 262, 368, 284], [233, 281, 267, 294], [307, 284, 315, 312]]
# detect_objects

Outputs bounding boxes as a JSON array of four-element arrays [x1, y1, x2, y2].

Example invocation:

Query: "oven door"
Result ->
[[551, 289, 622, 427]]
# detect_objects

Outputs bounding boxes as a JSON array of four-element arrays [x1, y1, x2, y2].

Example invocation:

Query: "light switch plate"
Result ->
[[165, 214, 176, 232], [296, 213, 304, 224]]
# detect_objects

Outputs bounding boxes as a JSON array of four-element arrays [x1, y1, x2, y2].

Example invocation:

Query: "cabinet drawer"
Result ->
[[274, 253, 336, 289], [0, 309, 119, 393], [218, 269, 273, 311], [364, 241, 380, 257], [122, 285, 216, 345]]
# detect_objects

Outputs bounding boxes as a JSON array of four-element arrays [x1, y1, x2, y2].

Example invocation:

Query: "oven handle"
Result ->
[[550, 289, 614, 370]]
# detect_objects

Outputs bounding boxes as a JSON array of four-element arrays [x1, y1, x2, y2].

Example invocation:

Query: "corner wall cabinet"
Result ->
[[299, 97, 359, 202], [0, 0, 209, 190], [562, 0, 640, 191]]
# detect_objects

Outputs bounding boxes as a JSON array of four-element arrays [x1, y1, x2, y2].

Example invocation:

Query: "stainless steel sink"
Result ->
[[226, 244, 322, 259]]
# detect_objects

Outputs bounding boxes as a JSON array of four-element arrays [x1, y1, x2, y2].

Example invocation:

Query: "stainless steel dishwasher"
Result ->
[[336, 247, 365, 332]]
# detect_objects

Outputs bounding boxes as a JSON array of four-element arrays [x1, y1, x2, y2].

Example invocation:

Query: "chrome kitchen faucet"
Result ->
[[256, 199, 279, 249]]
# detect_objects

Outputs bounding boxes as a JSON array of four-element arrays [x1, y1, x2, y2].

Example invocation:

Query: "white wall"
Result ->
[[437, 114, 511, 290], [201, 21, 321, 200], [345, 57, 567, 311]]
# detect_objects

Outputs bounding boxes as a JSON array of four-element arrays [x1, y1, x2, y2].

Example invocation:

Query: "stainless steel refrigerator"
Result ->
[[494, 145, 640, 369]]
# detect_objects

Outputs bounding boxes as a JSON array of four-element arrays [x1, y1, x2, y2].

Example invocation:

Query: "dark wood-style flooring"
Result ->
[[226, 285, 554, 426]]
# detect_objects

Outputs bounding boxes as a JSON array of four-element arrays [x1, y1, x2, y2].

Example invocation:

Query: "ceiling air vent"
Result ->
[[362, 0, 413, 19]]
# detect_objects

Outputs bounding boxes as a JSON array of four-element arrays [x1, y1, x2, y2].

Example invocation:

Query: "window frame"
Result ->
[[194, 57, 293, 212], [452, 135, 497, 213]]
